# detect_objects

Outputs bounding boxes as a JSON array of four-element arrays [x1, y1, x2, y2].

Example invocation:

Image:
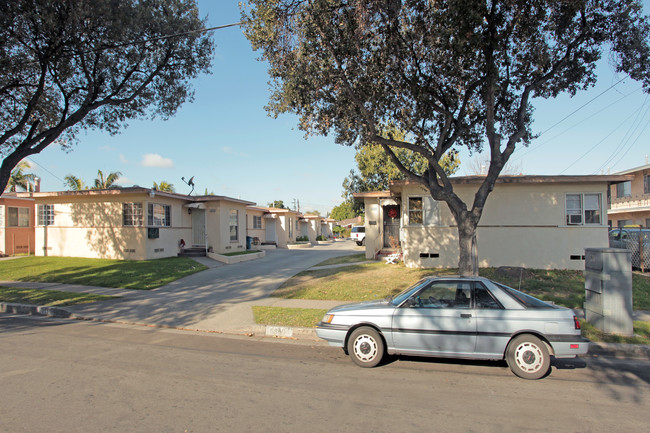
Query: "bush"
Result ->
[[296, 235, 309, 242], [316, 235, 327, 241]]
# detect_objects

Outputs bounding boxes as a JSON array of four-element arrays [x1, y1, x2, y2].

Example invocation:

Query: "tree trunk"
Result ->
[[457, 218, 479, 276]]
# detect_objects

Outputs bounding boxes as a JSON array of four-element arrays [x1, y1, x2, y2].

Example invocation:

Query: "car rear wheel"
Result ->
[[347, 327, 384, 368], [506, 334, 551, 380]]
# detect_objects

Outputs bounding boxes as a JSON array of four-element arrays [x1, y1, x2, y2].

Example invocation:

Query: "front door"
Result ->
[[192, 209, 206, 246], [392, 280, 476, 356], [383, 205, 400, 248]]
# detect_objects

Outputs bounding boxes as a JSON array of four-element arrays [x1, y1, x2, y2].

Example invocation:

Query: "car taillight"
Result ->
[[573, 316, 581, 330]]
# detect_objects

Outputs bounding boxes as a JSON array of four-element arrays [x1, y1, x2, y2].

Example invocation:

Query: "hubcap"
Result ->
[[514, 342, 544, 373], [353, 334, 378, 362]]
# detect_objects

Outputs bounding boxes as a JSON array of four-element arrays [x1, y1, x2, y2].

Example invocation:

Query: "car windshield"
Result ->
[[495, 283, 558, 309], [389, 279, 431, 306]]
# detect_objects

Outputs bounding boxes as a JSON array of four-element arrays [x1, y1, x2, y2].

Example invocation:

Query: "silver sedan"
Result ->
[[317, 276, 589, 379]]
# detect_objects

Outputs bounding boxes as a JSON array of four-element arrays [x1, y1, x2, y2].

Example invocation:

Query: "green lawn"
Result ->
[[0, 287, 113, 307], [252, 306, 328, 328], [0, 256, 207, 290]]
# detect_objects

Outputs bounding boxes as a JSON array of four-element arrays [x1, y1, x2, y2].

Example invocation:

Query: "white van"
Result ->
[[351, 226, 365, 246]]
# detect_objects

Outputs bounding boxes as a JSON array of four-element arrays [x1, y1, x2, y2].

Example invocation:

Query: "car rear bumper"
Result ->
[[549, 337, 590, 358]]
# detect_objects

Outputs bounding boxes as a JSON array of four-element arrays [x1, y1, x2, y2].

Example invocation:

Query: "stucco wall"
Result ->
[[365, 180, 610, 270]]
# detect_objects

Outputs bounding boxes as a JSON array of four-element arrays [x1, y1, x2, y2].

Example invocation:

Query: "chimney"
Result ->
[[34, 176, 41, 193]]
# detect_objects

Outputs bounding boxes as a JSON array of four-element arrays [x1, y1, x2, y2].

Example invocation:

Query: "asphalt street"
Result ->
[[1, 314, 648, 433]]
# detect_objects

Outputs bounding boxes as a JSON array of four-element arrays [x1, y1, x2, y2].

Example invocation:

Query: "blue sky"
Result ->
[[27, 1, 650, 215]]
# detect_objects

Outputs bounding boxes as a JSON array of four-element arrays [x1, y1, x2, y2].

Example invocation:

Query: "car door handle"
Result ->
[[460, 313, 472, 319]]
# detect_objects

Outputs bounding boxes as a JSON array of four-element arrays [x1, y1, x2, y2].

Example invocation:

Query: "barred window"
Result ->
[[148, 203, 171, 227], [123, 203, 143, 226], [408, 197, 423, 225], [38, 204, 55, 226], [230, 209, 239, 241], [253, 215, 262, 229]]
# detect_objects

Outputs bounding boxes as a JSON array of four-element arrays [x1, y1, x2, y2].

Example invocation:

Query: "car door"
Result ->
[[391, 280, 477, 356]]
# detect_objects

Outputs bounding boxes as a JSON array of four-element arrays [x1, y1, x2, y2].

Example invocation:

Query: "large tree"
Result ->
[[0, 0, 213, 193], [243, 0, 650, 275]]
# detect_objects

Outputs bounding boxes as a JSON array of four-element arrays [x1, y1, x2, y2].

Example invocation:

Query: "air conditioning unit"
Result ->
[[568, 214, 582, 225]]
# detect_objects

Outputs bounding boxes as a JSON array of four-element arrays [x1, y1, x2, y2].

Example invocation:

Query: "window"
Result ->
[[566, 193, 601, 225], [408, 197, 423, 225], [288, 218, 293, 239], [475, 285, 503, 309], [229, 209, 239, 241], [7, 207, 30, 227], [38, 204, 54, 226], [123, 203, 143, 226], [414, 281, 471, 309], [617, 219, 633, 228], [616, 181, 631, 198], [646, 218, 650, 228], [645, 174, 650, 194], [253, 215, 262, 229], [148, 203, 171, 227]]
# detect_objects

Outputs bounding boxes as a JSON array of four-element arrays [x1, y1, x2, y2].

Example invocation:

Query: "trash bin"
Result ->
[[584, 248, 633, 336], [246, 236, 252, 250]]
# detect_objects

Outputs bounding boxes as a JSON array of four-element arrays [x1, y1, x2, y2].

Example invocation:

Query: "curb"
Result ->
[[2, 302, 648, 359]]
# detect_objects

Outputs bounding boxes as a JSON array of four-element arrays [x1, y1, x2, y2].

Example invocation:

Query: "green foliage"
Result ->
[[252, 306, 328, 328], [296, 235, 309, 242], [5, 161, 36, 192], [64, 174, 86, 191], [0, 0, 214, 193], [153, 181, 175, 192], [243, 0, 650, 276], [0, 256, 206, 290], [268, 200, 287, 209], [93, 170, 122, 189], [0, 287, 113, 307], [330, 201, 357, 221]]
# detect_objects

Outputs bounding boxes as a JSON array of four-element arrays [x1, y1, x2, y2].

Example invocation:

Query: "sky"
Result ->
[[25, 1, 650, 215]]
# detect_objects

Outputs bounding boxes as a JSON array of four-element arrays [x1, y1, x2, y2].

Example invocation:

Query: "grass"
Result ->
[[252, 306, 328, 328], [580, 320, 650, 345], [223, 250, 262, 257], [314, 253, 368, 267], [265, 259, 650, 343], [0, 256, 207, 290], [0, 287, 113, 307]]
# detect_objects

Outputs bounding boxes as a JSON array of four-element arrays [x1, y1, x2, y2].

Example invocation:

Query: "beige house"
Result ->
[[246, 206, 300, 248], [608, 163, 650, 228], [356, 175, 630, 270], [22, 188, 254, 260]]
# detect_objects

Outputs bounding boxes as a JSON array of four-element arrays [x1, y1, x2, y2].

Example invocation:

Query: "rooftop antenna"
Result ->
[[181, 176, 195, 196]]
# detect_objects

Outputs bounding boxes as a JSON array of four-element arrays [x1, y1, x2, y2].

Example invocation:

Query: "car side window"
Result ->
[[474, 284, 503, 309], [609, 230, 620, 241], [415, 282, 471, 309]]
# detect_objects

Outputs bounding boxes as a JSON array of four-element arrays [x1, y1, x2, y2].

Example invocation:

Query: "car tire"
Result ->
[[356, 241, 362, 246], [347, 327, 384, 368], [506, 334, 551, 380], [361, 237, 365, 246]]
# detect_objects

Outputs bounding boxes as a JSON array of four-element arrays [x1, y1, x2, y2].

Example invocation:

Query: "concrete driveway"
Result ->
[[55, 241, 361, 333]]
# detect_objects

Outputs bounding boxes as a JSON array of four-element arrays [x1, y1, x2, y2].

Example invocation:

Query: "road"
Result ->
[[1, 315, 648, 433]]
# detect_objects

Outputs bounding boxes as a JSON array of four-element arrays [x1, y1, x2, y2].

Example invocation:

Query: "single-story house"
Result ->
[[246, 206, 300, 248], [0, 193, 36, 256], [355, 175, 632, 270], [19, 187, 254, 260]]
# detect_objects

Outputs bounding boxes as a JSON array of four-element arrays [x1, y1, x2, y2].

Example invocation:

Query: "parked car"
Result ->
[[609, 228, 650, 270], [317, 276, 589, 380], [350, 225, 365, 246]]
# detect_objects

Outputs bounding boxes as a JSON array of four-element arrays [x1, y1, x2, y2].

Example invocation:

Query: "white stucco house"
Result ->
[[355, 175, 631, 270]]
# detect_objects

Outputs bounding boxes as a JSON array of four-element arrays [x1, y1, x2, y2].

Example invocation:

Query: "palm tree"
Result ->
[[5, 161, 36, 192], [93, 170, 122, 189], [64, 175, 86, 191], [153, 181, 175, 192]]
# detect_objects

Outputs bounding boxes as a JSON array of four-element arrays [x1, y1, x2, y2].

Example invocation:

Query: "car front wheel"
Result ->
[[506, 334, 551, 380], [347, 327, 384, 368]]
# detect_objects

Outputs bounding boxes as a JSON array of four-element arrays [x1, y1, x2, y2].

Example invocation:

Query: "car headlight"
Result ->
[[322, 314, 334, 324]]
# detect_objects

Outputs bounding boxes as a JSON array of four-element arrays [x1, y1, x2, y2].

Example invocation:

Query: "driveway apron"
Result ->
[[61, 242, 360, 332]]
